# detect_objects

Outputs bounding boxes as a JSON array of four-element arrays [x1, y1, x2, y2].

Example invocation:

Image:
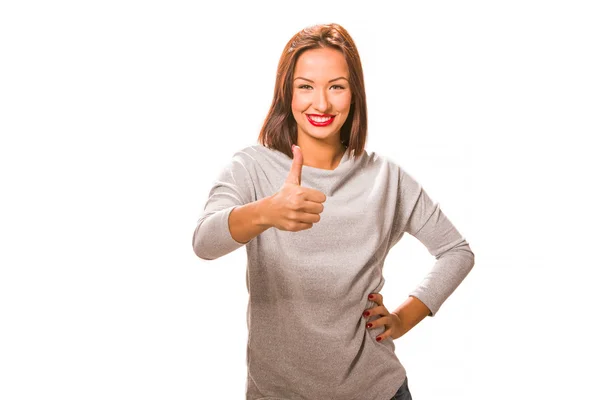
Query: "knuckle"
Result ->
[[289, 200, 300, 211]]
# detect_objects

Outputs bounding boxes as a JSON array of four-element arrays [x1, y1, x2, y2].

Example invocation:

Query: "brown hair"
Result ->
[[257, 23, 368, 160]]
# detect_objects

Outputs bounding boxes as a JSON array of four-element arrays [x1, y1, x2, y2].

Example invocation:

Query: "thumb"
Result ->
[[285, 144, 303, 185]]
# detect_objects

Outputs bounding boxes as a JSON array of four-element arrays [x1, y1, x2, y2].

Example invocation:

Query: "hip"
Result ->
[[389, 376, 412, 400]]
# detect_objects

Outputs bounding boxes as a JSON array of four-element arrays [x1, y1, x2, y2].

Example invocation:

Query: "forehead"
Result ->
[[293, 47, 349, 78]]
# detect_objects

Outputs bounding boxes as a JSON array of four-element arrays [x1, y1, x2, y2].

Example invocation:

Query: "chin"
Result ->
[[306, 127, 339, 139]]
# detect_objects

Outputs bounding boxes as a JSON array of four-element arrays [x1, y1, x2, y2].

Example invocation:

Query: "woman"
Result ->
[[192, 23, 475, 400]]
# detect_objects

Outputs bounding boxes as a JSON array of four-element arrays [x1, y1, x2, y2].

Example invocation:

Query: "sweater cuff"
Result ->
[[195, 205, 247, 260], [407, 290, 439, 317]]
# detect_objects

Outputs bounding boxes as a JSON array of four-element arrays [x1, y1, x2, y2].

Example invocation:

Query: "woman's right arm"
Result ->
[[192, 151, 273, 260], [227, 196, 273, 244]]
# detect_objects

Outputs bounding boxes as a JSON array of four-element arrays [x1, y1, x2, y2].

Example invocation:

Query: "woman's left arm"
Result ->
[[393, 165, 476, 319], [365, 164, 475, 341]]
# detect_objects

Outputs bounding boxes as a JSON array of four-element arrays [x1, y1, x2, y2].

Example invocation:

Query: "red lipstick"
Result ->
[[306, 114, 335, 127]]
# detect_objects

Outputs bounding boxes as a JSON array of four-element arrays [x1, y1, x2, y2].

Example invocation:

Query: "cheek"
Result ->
[[333, 94, 352, 112], [291, 95, 308, 113]]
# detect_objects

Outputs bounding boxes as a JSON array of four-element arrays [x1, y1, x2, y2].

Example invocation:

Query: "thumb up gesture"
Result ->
[[264, 145, 327, 232]]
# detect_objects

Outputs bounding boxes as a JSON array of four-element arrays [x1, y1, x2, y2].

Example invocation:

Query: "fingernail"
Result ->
[[363, 311, 370, 317], [368, 294, 374, 299], [376, 337, 381, 342], [367, 323, 372, 328]]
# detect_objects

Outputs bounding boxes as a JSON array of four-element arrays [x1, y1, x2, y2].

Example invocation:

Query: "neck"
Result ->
[[296, 138, 346, 170]]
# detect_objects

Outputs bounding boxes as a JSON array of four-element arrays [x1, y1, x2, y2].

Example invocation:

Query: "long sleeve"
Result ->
[[393, 165, 475, 317], [192, 152, 256, 260]]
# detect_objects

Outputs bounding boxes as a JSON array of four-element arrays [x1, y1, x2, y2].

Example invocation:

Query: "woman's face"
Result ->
[[291, 47, 352, 145]]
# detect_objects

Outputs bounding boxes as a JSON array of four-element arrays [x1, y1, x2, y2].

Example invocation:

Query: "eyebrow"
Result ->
[[293, 76, 349, 83]]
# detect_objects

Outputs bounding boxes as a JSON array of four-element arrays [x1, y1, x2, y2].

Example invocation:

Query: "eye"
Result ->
[[298, 84, 346, 90]]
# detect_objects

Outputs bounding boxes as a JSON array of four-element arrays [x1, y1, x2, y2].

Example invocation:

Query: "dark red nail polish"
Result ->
[[367, 323, 372, 328], [363, 311, 370, 317], [376, 336, 381, 342], [368, 294, 374, 299]]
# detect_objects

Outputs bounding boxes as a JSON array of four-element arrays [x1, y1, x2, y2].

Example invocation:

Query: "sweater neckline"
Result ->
[[252, 144, 366, 196], [259, 145, 357, 178], [300, 146, 350, 173]]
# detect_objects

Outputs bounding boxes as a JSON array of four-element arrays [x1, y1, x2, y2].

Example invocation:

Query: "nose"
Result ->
[[312, 87, 330, 113]]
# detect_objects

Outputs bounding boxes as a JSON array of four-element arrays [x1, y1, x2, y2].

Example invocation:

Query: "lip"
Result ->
[[306, 114, 335, 127]]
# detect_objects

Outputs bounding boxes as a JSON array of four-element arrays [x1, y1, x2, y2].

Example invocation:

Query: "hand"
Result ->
[[264, 145, 327, 232], [363, 293, 403, 342]]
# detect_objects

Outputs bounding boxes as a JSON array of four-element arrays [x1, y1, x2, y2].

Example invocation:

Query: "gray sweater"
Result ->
[[192, 144, 475, 400]]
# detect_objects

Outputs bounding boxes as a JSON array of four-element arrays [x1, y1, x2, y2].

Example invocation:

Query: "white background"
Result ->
[[1, 1, 599, 399]]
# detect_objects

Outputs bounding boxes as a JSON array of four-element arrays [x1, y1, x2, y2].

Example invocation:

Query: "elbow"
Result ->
[[467, 241, 475, 261], [192, 243, 213, 262], [446, 240, 475, 272], [191, 222, 216, 261], [191, 208, 244, 261], [461, 242, 475, 271], [192, 239, 216, 261]]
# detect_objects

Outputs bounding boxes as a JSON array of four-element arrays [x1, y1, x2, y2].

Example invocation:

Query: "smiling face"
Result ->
[[291, 47, 353, 146]]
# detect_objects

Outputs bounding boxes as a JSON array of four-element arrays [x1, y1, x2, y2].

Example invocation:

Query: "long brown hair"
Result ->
[[257, 23, 368, 160]]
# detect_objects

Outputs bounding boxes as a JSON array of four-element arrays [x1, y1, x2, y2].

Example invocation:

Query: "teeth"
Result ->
[[309, 116, 332, 122]]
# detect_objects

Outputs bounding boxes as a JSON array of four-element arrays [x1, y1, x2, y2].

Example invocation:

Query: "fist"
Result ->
[[265, 145, 327, 232]]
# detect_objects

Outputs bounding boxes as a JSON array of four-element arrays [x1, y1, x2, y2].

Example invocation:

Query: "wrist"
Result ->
[[392, 296, 430, 336], [256, 196, 273, 228]]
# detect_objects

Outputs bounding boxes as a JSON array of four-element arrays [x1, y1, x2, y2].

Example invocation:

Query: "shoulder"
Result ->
[[230, 144, 262, 163], [215, 144, 288, 181], [363, 150, 423, 191], [218, 144, 267, 171], [231, 144, 284, 163], [363, 149, 402, 174]]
